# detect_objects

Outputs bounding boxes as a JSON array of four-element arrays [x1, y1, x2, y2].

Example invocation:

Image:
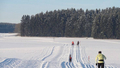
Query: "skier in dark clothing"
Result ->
[[69, 54, 72, 62], [77, 41, 79, 46]]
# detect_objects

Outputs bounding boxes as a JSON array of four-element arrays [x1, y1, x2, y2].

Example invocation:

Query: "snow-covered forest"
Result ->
[[20, 7, 120, 39]]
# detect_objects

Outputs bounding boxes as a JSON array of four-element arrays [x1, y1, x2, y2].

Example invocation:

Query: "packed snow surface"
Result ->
[[0, 33, 120, 68]]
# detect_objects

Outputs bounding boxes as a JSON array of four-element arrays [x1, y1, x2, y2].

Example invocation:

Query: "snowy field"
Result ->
[[0, 33, 120, 68]]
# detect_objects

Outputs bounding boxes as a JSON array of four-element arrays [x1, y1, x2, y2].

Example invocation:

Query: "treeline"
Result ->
[[0, 23, 16, 33], [20, 7, 120, 39]]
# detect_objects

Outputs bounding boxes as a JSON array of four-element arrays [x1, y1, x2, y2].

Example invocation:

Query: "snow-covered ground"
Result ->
[[0, 33, 120, 68]]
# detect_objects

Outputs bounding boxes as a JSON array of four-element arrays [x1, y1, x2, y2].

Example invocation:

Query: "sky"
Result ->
[[0, 0, 120, 23]]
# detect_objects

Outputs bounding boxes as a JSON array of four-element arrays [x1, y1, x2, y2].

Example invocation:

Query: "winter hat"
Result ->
[[98, 51, 102, 53]]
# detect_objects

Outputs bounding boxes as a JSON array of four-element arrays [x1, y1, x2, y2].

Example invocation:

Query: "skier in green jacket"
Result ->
[[95, 51, 106, 68]]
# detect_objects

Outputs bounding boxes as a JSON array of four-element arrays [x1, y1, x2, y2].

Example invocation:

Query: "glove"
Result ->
[[96, 63, 97, 65]]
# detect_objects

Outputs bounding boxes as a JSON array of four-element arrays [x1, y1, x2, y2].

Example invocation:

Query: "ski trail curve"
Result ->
[[42, 46, 55, 61], [40, 46, 55, 68]]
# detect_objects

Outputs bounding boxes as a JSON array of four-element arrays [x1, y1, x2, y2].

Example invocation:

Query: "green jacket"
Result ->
[[95, 54, 106, 63]]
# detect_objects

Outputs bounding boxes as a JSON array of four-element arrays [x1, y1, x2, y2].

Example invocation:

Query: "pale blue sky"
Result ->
[[0, 0, 120, 23]]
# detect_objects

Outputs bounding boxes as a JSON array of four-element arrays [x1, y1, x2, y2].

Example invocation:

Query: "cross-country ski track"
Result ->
[[0, 45, 116, 68]]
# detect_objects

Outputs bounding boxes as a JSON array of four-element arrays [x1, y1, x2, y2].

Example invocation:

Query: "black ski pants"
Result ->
[[69, 59, 72, 62], [98, 63, 104, 68]]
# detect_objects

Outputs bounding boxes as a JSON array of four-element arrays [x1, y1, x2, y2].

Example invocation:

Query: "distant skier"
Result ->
[[69, 54, 72, 62], [72, 41, 74, 45], [95, 51, 106, 68], [77, 41, 79, 46]]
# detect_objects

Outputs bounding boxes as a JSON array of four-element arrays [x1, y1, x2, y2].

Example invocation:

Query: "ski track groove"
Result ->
[[42, 62, 48, 68], [41, 47, 54, 61], [41, 46, 55, 61], [40, 46, 55, 68], [81, 46, 93, 68], [46, 45, 65, 68], [34, 47, 48, 60], [60, 44, 71, 68]]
